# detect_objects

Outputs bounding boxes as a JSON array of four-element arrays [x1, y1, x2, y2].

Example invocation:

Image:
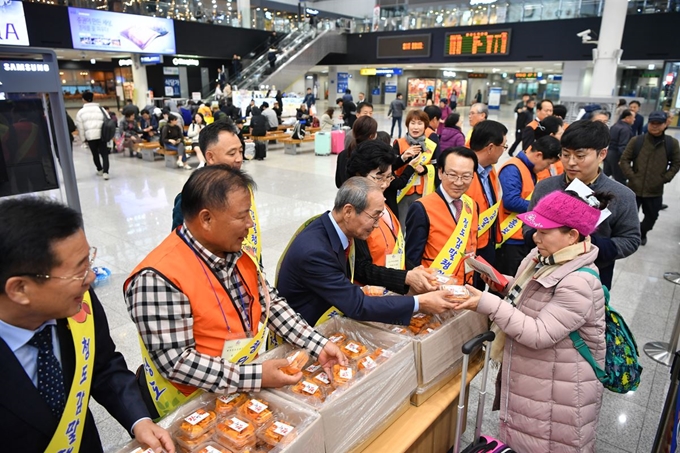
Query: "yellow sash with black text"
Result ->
[[241, 188, 261, 265], [495, 193, 532, 248], [46, 291, 95, 453], [396, 136, 437, 203], [431, 194, 474, 276]]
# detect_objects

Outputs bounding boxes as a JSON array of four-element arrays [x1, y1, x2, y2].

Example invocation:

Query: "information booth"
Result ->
[[0, 46, 80, 211]]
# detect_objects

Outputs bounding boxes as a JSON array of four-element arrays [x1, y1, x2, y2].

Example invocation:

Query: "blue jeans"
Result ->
[[391, 116, 402, 137], [165, 143, 187, 162]]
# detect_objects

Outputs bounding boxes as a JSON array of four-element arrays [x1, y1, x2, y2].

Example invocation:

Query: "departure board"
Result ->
[[444, 30, 511, 56], [377, 34, 432, 59]]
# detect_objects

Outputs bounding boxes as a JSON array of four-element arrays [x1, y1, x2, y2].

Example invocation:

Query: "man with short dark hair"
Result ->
[[521, 99, 553, 149], [388, 93, 407, 138], [122, 98, 140, 118], [127, 166, 346, 419], [552, 104, 568, 120], [620, 110, 680, 245], [303, 88, 315, 110], [140, 109, 158, 141], [524, 120, 641, 289], [629, 100, 644, 136], [0, 198, 174, 452], [423, 105, 443, 138], [260, 102, 278, 131], [337, 97, 357, 128], [606, 109, 635, 184], [75, 91, 111, 179], [344, 102, 374, 149]]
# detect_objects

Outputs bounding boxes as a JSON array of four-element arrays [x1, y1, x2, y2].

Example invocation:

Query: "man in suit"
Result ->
[[0, 198, 174, 452], [277, 177, 459, 326]]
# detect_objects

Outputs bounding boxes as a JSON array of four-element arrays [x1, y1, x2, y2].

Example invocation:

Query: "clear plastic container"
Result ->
[[213, 417, 257, 451], [215, 393, 248, 418], [439, 284, 470, 300], [291, 379, 326, 403], [237, 398, 274, 426], [190, 441, 234, 453], [301, 361, 323, 377], [279, 349, 309, 375], [326, 332, 347, 346], [256, 418, 298, 448], [174, 428, 214, 452], [331, 363, 357, 387], [409, 313, 432, 334], [177, 408, 217, 439], [341, 340, 369, 360]]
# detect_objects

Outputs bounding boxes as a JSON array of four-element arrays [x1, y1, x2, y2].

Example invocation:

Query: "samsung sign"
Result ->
[[1, 1, 30, 46]]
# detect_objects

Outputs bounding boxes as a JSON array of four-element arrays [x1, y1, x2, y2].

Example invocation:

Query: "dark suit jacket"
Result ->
[[0, 290, 150, 452], [277, 213, 415, 326], [405, 188, 452, 266]]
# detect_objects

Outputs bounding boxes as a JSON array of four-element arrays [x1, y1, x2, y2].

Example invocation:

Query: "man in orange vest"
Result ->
[[495, 136, 561, 276], [466, 120, 507, 287], [521, 99, 553, 150], [405, 147, 479, 285], [125, 165, 346, 418]]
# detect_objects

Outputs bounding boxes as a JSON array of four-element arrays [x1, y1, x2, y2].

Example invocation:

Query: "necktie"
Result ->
[[452, 199, 463, 222], [28, 326, 66, 419]]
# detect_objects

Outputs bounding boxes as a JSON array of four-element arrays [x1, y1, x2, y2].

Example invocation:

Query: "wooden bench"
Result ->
[[136, 141, 161, 162], [281, 134, 315, 155], [156, 148, 179, 168]]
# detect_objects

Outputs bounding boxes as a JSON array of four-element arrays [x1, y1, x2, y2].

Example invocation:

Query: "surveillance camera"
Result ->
[[576, 29, 591, 38]]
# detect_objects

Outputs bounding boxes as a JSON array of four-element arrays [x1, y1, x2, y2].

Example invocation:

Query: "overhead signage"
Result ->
[[515, 72, 538, 79], [305, 8, 319, 15], [1, 1, 30, 46], [385, 85, 398, 93], [68, 7, 176, 54], [118, 59, 133, 67], [337, 72, 349, 94], [442, 70, 457, 78], [172, 57, 199, 66], [360, 68, 403, 76], [444, 30, 510, 56], [468, 73, 488, 79], [140, 54, 162, 64], [1, 61, 51, 72], [377, 34, 431, 59]]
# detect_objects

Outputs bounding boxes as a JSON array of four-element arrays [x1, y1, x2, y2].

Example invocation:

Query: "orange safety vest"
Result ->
[[416, 192, 477, 284], [395, 129, 436, 196], [366, 206, 402, 268], [496, 157, 535, 243], [465, 168, 500, 249], [536, 160, 564, 181], [125, 230, 262, 396]]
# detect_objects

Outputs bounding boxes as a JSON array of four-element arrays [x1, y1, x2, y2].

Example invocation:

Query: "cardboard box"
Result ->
[[258, 317, 417, 453], [368, 310, 488, 387]]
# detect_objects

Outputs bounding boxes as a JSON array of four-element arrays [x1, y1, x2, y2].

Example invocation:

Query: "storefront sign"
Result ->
[[337, 72, 349, 94], [515, 72, 537, 79], [360, 68, 403, 76], [1, 1, 29, 46], [1, 61, 50, 72], [305, 8, 319, 15], [442, 71, 457, 78], [172, 57, 199, 66], [385, 85, 397, 93], [377, 34, 431, 59], [444, 30, 510, 57], [140, 55, 162, 64], [118, 59, 133, 67], [163, 67, 179, 75], [468, 73, 488, 79], [68, 7, 176, 54]]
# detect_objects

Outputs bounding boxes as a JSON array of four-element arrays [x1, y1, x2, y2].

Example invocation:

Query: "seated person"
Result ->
[[139, 109, 159, 141], [277, 177, 459, 326], [119, 112, 142, 156], [161, 115, 191, 170]]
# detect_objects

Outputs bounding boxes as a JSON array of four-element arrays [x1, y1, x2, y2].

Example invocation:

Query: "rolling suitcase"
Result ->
[[454, 331, 515, 453], [315, 132, 331, 156], [331, 129, 345, 154]]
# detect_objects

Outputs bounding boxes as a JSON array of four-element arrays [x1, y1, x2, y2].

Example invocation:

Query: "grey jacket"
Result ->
[[523, 172, 640, 288], [388, 99, 406, 118], [608, 120, 633, 157]]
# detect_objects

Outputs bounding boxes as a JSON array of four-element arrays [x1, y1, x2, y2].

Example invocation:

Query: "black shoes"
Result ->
[[641, 236, 647, 246], [661, 204, 669, 210]]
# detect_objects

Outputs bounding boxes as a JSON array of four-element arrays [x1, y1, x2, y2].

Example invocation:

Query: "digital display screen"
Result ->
[[377, 34, 431, 59], [444, 30, 510, 56], [68, 7, 176, 54]]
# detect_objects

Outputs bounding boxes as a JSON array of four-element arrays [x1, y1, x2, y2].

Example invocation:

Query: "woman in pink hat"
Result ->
[[453, 190, 611, 453]]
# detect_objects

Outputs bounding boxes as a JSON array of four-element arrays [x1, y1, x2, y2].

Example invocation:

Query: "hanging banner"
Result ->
[[1, 1, 30, 46]]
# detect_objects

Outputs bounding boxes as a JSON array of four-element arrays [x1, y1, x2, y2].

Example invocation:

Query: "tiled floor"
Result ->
[[65, 103, 680, 452]]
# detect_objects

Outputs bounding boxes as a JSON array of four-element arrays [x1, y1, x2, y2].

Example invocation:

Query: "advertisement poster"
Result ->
[[68, 7, 176, 54], [407, 78, 435, 107], [337, 72, 349, 94], [488, 87, 502, 109], [1, 1, 30, 46]]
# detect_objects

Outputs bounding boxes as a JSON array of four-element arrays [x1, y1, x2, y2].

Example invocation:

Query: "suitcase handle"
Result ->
[[462, 331, 496, 355]]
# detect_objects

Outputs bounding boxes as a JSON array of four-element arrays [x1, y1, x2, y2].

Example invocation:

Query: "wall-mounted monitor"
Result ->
[[68, 7, 176, 54], [377, 34, 431, 59], [444, 30, 511, 57]]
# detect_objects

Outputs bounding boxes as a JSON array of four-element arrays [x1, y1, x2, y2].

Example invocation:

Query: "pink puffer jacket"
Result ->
[[477, 246, 606, 453]]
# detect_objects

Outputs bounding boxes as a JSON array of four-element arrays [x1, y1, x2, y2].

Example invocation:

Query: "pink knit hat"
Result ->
[[518, 191, 600, 236]]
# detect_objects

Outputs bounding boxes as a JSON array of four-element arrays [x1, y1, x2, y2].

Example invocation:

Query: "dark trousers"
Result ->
[[391, 116, 402, 137], [507, 129, 522, 156], [86, 139, 109, 173], [603, 149, 627, 185], [496, 243, 532, 278], [636, 196, 663, 238]]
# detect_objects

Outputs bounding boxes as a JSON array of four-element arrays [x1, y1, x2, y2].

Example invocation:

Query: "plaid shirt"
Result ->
[[125, 226, 328, 394]]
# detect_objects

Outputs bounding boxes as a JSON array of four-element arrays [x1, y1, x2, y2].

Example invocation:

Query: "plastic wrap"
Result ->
[[115, 391, 323, 453], [258, 317, 417, 453], [367, 309, 488, 385]]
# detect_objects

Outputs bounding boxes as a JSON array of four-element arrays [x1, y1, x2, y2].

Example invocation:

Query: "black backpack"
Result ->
[[99, 107, 117, 142], [291, 120, 306, 140], [632, 134, 674, 168]]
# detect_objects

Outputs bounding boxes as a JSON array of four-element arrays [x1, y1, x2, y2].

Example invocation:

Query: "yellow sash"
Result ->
[[140, 274, 271, 419], [477, 200, 501, 237], [46, 292, 95, 453], [241, 188, 261, 265], [390, 220, 406, 270], [431, 194, 474, 276], [396, 137, 437, 203], [496, 192, 533, 249]]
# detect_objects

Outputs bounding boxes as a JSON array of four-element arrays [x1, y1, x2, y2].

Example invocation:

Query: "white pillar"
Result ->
[[328, 66, 339, 100], [589, 0, 627, 97], [131, 54, 149, 108], [237, 0, 250, 29], [561, 61, 591, 97]]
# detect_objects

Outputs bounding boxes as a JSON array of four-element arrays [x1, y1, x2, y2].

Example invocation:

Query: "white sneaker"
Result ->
[[177, 160, 184, 168], [103, 173, 109, 180], [183, 164, 193, 170], [97, 170, 104, 176]]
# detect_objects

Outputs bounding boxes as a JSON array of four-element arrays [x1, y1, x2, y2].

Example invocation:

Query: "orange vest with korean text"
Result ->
[[125, 231, 262, 396], [366, 206, 402, 268], [416, 192, 477, 284], [395, 128, 436, 196], [536, 160, 564, 181], [496, 157, 535, 243], [465, 167, 500, 249]]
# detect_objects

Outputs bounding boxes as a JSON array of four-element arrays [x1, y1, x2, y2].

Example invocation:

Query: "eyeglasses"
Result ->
[[26, 247, 97, 286], [560, 149, 597, 163], [442, 172, 473, 183], [361, 211, 382, 225], [367, 173, 395, 184]]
